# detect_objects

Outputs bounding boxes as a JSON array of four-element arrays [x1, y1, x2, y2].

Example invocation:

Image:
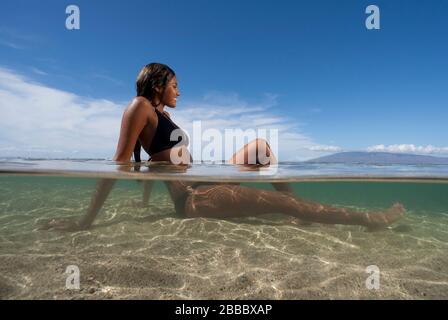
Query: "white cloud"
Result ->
[[366, 144, 448, 155], [169, 93, 342, 161], [0, 28, 43, 50], [0, 39, 22, 49], [91, 73, 125, 86], [308, 145, 343, 152], [0, 67, 123, 159], [30, 67, 48, 76], [0, 67, 338, 161]]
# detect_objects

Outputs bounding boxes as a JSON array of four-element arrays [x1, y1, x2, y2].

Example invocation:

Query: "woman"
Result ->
[[43, 63, 405, 231]]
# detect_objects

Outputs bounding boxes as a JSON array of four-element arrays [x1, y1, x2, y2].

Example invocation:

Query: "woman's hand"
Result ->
[[38, 218, 86, 232]]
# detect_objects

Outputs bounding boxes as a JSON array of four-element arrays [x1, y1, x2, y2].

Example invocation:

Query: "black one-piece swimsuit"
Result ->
[[133, 108, 200, 215]]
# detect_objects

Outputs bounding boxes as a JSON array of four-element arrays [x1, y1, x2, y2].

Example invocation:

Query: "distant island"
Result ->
[[306, 152, 448, 165]]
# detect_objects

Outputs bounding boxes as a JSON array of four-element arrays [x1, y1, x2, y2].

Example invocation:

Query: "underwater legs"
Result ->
[[182, 184, 405, 228]]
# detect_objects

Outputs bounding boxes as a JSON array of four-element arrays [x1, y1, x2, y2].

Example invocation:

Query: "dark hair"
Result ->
[[136, 63, 175, 102], [133, 63, 175, 162]]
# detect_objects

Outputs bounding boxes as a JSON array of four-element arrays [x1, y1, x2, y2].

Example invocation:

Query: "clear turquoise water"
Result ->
[[0, 160, 448, 299]]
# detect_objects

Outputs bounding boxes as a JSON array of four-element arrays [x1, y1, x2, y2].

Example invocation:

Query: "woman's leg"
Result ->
[[142, 181, 154, 206], [228, 138, 277, 165], [182, 184, 405, 228], [228, 138, 293, 193]]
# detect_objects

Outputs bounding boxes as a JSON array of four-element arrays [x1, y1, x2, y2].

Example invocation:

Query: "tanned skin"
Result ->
[[41, 77, 405, 231]]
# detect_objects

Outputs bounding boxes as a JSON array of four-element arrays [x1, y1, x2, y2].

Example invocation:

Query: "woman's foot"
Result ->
[[365, 203, 406, 231]]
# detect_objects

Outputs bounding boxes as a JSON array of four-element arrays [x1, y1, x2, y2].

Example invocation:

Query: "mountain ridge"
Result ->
[[306, 152, 448, 165]]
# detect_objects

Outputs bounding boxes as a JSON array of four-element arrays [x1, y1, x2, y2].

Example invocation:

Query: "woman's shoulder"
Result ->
[[132, 96, 154, 108], [128, 96, 157, 118]]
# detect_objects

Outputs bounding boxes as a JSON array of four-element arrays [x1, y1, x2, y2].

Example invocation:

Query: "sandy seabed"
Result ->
[[1, 189, 448, 300]]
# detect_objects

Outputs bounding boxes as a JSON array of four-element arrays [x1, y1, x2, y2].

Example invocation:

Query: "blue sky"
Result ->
[[0, 0, 447, 160]]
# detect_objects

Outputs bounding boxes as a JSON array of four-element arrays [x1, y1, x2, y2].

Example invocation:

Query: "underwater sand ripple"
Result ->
[[1, 177, 448, 299]]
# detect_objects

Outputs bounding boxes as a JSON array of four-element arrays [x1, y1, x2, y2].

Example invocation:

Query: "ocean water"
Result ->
[[1, 160, 448, 299]]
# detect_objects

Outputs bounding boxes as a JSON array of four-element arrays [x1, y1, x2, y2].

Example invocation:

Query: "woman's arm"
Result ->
[[114, 97, 155, 161], [41, 98, 156, 231], [81, 99, 156, 226]]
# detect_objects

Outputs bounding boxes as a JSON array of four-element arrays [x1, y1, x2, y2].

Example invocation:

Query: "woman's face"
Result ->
[[161, 76, 180, 108]]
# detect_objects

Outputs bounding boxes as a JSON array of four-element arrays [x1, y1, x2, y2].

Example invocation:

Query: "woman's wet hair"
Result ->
[[136, 63, 175, 102], [133, 63, 175, 162]]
